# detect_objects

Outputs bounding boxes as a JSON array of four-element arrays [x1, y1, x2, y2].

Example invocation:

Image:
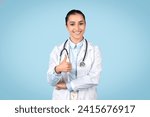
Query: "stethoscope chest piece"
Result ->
[[80, 61, 85, 67]]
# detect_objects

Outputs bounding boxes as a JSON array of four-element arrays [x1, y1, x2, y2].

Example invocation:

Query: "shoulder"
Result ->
[[87, 41, 102, 62], [52, 40, 67, 52], [50, 41, 65, 56], [87, 40, 102, 58], [87, 40, 100, 51]]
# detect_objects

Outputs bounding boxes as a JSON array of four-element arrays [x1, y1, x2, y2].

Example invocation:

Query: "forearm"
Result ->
[[47, 67, 62, 86], [70, 72, 100, 91]]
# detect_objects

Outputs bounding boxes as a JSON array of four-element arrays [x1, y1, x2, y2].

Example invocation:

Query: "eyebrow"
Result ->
[[69, 20, 85, 23]]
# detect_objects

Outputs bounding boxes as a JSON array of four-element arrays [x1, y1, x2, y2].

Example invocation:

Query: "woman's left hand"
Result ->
[[56, 81, 67, 90]]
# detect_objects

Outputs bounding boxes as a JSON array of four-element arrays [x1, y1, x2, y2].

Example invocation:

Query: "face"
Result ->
[[66, 13, 86, 43]]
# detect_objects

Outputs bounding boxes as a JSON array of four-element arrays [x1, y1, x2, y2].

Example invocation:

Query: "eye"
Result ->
[[79, 22, 84, 25], [70, 23, 75, 26]]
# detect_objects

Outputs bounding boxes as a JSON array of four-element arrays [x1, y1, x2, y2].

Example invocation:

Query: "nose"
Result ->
[[74, 24, 80, 31]]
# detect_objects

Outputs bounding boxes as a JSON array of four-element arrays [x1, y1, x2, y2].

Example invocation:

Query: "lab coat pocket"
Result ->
[[77, 59, 92, 78]]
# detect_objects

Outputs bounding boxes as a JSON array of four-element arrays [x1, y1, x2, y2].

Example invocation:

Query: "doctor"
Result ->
[[47, 9, 102, 100]]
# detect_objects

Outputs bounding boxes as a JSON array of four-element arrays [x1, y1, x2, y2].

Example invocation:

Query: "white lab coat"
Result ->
[[47, 39, 102, 100]]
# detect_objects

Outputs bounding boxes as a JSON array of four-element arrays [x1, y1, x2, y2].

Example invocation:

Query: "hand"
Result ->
[[55, 55, 72, 73], [56, 81, 67, 90]]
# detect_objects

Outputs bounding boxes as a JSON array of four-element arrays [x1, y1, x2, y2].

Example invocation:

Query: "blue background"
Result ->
[[0, 0, 150, 100]]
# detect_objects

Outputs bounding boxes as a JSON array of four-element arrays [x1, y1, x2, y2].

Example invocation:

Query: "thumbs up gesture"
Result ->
[[55, 55, 72, 74]]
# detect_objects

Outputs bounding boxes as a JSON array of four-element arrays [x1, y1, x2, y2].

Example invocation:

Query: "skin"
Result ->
[[66, 13, 86, 44], [55, 13, 86, 90]]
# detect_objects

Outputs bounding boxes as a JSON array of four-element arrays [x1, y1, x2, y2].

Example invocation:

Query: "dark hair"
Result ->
[[65, 9, 86, 25]]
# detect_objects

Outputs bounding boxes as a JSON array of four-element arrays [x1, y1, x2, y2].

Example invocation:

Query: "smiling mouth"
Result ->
[[74, 31, 81, 35]]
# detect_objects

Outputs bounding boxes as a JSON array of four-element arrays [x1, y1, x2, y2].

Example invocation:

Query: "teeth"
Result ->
[[74, 32, 81, 35]]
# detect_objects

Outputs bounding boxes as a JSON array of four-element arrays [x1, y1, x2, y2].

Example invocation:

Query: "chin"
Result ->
[[74, 35, 83, 39], [75, 37, 82, 40]]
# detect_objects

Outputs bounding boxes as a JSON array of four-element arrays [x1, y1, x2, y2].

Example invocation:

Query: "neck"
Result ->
[[69, 37, 84, 44]]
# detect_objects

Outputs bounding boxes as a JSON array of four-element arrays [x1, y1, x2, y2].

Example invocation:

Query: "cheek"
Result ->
[[67, 26, 73, 32], [80, 25, 86, 31], [66, 28, 72, 34]]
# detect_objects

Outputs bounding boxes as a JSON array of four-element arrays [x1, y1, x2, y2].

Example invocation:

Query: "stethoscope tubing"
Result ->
[[59, 38, 88, 67]]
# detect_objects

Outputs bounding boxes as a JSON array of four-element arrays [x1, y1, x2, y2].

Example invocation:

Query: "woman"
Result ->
[[47, 9, 102, 100]]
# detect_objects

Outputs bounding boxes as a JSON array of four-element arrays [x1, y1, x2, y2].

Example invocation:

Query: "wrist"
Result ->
[[55, 66, 61, 74]]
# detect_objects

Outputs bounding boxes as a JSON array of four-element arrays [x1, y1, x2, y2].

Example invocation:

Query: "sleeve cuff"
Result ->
[[66, 83, 73, 91], [53, 67, 61, 76]]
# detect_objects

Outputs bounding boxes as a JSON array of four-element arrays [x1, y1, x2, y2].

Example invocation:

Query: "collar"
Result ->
[[69, 38, 84, 49]]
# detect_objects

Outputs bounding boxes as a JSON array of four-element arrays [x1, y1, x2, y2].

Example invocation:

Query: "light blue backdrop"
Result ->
[[0, 0, 150, 100]]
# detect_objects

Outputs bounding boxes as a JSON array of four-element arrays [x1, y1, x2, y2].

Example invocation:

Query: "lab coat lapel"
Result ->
[[77, 39, 86, 63]]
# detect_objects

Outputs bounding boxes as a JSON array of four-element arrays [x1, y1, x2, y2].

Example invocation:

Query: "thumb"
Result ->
[[62, 55, 67, 62]]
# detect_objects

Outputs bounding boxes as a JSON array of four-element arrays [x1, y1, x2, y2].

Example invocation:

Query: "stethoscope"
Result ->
[[60, 38, 88, 67]]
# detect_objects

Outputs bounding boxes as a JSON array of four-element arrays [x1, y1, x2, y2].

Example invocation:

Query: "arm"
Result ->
[[70, 46, 102, 91], [47, 46, 62, 86], [47, 46, 72, 87]]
